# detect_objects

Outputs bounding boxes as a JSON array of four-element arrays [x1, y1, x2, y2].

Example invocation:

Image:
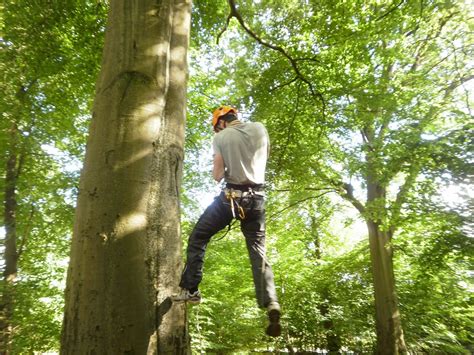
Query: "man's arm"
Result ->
[[213, 153, 225, 182]]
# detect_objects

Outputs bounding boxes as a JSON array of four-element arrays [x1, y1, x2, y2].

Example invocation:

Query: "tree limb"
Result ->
[[388, 162, 420, 236], [384, 74, 473, 235], [340, 183, 366, 214], [267, 192, 334, 221], [17, 205, 35, 259], [376, 0, 406, 22], [273, 187, 335, 193], [274, 82, 301, 178], [269, 76, 298, 93], [218, 0, 325, 107], [442, 74, 474, 97], [410, 11, 458, 72]]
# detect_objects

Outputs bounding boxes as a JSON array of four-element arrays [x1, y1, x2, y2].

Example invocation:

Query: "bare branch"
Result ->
[[361, 125, 375, 151], [216, 11, 234, 44], [360, 129, 370, 145]]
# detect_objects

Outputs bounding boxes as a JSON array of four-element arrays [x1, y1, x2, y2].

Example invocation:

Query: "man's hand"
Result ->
[[213, 154, 225, 182]]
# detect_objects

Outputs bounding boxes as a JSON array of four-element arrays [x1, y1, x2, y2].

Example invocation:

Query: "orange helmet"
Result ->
[[212, 106, 238, 129]]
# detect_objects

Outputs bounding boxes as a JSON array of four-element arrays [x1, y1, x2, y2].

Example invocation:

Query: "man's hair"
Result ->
[[220, 112, 237, 123]]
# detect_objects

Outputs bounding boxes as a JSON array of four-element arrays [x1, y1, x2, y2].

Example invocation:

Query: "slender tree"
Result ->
[[1, 122, 20, 353], [60, 0, 192, 353]]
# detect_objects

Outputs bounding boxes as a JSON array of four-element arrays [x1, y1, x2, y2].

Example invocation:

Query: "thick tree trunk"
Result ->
[[366, 182, 406, 354], [60, 0, 191, 353], [0, 124, 19, 354]]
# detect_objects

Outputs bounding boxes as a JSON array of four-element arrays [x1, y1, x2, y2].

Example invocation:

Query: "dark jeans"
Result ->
[[180, 191, 278, 308]]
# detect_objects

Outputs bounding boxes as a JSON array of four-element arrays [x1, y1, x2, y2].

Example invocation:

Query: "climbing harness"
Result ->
[[224, 188, 246, 220], [213, 187, 265, 242], [213, 188, 245, 242], [223, 187, 265, 219]]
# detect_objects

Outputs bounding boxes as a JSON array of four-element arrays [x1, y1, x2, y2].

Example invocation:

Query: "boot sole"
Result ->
[[187, 299, 201, 304], [266, 309, 281, 337], [171, 296, 201, 304]]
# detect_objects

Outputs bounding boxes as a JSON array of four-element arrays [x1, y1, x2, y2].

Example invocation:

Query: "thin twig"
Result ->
[[273, 187, 335, 193], [269, 76, 298, 93], [268, 192, 334, 221]]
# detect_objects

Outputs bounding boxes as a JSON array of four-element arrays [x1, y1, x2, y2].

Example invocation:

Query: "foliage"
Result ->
[[184, 0, 473, 352], [1, 1, 107, 351], [395, 207, 474, 353], [0, 0, 472, 352]]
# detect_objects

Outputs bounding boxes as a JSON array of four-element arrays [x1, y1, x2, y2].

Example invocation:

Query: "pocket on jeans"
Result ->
[[251, 196, 265, 211], [239, 196, 252, 208], [219, 193, 231, 206]]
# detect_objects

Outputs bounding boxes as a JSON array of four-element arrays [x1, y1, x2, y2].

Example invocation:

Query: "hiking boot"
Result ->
[[171, 289, 202, 304], [266, 301, 281, 337]]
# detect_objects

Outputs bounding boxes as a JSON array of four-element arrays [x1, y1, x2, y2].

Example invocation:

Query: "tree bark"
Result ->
[[366, 178, 407, 354], [60, 0, 192, 353], [310, 215, 341, 352], [319, 297, 340, 353], [0, 123, 19, 354]]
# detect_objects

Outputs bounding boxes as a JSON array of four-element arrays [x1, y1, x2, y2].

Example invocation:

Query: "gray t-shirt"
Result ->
[[213, 121, 269, 185]]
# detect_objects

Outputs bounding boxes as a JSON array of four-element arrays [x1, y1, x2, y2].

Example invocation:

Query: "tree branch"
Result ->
[[218, 0, 325, 108], [267, 192, 334, 221], [376, 0, 406, 22], [269, 76, 298, 93], [273, 187, 335, 193], [17, 205, 35, 259], [340, 183, 366, 214], [384, 73, 473, 234], [442, 74, 474, 97], [274, 82, 301, 178], [388, 164, 419, 236], [410, 11, 458, 72]]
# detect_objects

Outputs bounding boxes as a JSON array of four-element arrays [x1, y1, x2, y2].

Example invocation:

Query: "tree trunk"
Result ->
[[0, 124, 19, 354], [310, 215, 341, 353], [60, 0, 191, 353], [366, 182, 407, 354], [319, 295, 340, 354]]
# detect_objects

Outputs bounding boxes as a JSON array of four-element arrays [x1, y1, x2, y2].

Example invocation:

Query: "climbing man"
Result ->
[[172, 105, 281, 337]]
